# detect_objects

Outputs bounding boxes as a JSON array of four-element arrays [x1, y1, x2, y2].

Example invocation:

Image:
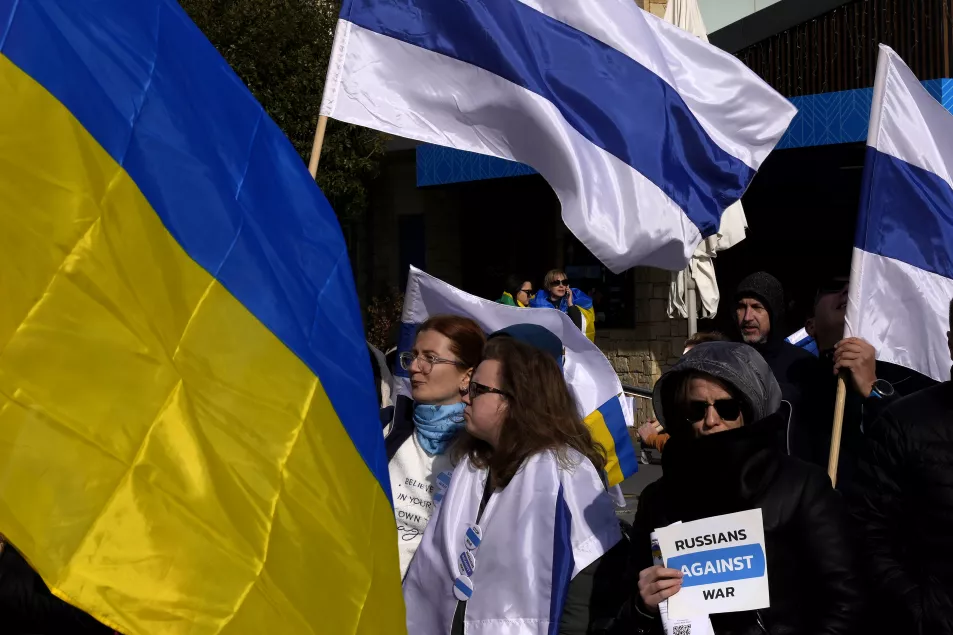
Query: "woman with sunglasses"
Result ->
[[629, 341, 862, 634], [403, 336, 626, 635], [530, 269, 596, 342], [386, 315, 485, 579], [496, 274, 534, 308]]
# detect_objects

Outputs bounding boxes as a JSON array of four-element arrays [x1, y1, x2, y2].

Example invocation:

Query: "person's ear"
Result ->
[[459, 368, 473, 391], [805, 317, 816, 338]]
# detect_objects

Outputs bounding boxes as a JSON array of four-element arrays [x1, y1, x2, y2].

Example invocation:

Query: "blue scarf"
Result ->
[[413, 402, 466, 455]]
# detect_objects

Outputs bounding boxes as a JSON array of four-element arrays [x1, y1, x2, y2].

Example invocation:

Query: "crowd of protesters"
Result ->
[[3, 266, 952, 634], [383, 267, 952, 634]]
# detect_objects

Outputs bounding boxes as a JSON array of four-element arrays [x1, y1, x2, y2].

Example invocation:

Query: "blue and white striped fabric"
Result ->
[[846, 45, 953, 382], [786, 328, 818, 356], [321, 0, 796, 273], [403, 448, 620, 635]]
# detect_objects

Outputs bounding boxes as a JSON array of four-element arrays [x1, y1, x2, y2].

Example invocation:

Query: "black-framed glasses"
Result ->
[[551, 279, 570, 288], [685, 399, 742, 423], [468, 381, 509, 401], [399, 351, 465, 373], [519, 287, 534, 296]]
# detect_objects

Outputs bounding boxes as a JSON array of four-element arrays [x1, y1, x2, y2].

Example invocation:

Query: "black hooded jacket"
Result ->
[[630, 342, 863, 635]]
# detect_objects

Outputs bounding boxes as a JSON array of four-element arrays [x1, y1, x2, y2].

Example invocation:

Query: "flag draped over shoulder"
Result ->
[[398, 268, 638, 487], [847, 45, 953, 382], [0, 2, 403, 634], [321, 0, 796, 273]]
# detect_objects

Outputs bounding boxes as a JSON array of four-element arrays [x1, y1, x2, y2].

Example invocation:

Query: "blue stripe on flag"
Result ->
[[1, 0, 389, 495], [548, 484, 574, 635], [858, 146, 953, 279], [599, 396, 639, 479], [340, 0, 755, 238]]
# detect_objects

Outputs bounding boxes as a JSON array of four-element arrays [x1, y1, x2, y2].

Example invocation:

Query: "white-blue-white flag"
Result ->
[[846, 45, 953, 382], [786, 327, 818, 356], [320, 0, 797, 273], [398, 267, 637, 486]]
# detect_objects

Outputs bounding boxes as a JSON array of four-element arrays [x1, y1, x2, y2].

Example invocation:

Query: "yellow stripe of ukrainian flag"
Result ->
[[584, 396, 639, 487], [0, 38, 401, 635]]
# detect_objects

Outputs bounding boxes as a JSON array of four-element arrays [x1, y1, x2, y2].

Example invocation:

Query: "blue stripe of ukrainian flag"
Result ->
[[0, 1, 402, 634]]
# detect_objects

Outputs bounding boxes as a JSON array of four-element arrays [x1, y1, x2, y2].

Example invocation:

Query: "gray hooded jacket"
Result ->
[[653, 341, 782, 437]]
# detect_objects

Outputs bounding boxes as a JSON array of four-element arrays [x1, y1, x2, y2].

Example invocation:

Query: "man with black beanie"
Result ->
[[732, 272, 819, 448]]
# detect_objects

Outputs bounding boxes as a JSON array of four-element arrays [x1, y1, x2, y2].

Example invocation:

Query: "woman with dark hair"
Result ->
[[630, 341, 862, 634], [530, 269, 596, 341], [386, 315, 486, 579], [403, 336, 625, 635], [496, 274, 533, 308]]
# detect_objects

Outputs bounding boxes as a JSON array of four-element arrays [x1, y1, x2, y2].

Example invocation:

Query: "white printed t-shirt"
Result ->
[[388, 432, 454, 578]]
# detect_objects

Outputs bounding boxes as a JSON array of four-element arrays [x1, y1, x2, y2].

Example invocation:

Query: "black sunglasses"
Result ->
[[551, 279, 570, 287], [685, 399, 742, 423], [519, 287, 534, 296], [468, 381, 508, 401]]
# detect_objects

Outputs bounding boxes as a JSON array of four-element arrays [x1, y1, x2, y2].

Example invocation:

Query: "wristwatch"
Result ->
[[869, 379, 895, 399]]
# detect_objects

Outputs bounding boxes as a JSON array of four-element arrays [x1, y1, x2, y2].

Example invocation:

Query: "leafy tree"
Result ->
[[180, 0, 386, 225]]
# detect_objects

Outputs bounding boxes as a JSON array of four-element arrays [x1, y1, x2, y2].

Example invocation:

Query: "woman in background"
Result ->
[[530, 269, 596, 341], [496, 275, 533, 308]]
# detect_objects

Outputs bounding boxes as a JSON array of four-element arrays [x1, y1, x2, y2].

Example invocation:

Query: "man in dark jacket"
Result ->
[[731, 272, 819, 449], [849, 298, 953, 634], [793, 275, 935, 489]]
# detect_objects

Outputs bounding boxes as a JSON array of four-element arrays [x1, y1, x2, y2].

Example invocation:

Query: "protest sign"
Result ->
[[652, 527, 714, 635], [655, 509, 769, 619]]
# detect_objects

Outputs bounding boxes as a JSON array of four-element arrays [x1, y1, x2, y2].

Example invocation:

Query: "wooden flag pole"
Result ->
[[827, 374, 849, 487], [308, 115, 329, 179]]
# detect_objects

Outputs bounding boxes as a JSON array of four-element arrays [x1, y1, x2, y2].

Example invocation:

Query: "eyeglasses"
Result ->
[[399, 351, 465, 373], [685, 399, 742, 423], [551, 279, 570, 288], [468, 381, 509, 401], [519, 288, 534, 296]]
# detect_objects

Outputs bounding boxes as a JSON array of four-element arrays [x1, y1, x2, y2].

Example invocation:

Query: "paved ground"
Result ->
[[616, 460, 661, 525]]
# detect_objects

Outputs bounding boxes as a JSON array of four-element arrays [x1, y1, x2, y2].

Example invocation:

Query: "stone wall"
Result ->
[[635, 0, 670, 18], [596, 266, 688, 425]]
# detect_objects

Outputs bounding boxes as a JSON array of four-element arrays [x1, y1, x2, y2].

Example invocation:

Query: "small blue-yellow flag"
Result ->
[[0, 1, 404, 633]]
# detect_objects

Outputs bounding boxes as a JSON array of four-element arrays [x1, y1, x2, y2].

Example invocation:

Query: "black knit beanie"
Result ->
[[734, 272, 785, 326]]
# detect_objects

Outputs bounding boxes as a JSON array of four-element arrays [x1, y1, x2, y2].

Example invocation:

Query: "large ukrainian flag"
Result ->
[[0, 1, 403, 634]]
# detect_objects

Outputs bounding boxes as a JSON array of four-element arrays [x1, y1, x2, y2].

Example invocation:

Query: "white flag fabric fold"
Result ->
[[398, 267, 637, 486], [321, 0, 796, 273], [663, 0, 749, 320], [846, 45, 953, 382]]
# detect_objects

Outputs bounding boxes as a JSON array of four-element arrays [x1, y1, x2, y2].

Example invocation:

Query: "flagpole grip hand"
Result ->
[[833, 337, 877, 397]]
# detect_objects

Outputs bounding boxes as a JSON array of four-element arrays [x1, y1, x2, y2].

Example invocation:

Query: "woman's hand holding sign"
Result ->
[[637, 566, 683, 613]]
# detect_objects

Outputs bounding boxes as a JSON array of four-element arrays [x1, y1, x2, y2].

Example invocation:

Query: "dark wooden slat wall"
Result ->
[[736, 0, 953, 97]]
